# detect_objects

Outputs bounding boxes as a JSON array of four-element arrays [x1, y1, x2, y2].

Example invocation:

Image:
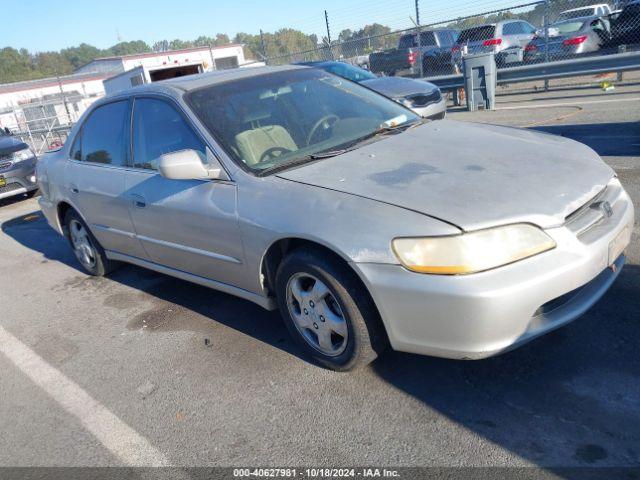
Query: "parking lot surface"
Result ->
[[1, 83, 639, 469]]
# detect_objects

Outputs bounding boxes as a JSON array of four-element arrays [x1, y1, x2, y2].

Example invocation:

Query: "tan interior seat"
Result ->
[[235, 125, 298, 166]]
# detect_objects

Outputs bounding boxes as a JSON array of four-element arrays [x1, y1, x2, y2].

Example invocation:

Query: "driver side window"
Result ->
[[132, 98, 206, 171]]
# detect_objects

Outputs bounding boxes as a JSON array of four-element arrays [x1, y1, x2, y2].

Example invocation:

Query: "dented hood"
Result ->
[[277, 120, 614, 230]]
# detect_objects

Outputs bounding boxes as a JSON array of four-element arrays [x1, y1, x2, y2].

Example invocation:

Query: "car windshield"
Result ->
[[551, 20, 586, 34], [320, 63, 377, 83], [186, 68, 420, 174], [557, 8, 594, 21]]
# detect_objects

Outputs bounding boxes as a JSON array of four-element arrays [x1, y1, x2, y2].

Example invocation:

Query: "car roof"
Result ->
[[560, 4, 605, 12]]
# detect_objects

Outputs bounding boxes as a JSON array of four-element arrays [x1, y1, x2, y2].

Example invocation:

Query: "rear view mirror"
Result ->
[[158, 149, 229, 181]]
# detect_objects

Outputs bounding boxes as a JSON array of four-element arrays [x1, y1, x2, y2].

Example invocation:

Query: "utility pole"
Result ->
[[415, 0, 424, 78], [325, 10, 334, 59], [208, 44, 217, 71], [56, 74, 71, 123], [260, 29, 267, 63]]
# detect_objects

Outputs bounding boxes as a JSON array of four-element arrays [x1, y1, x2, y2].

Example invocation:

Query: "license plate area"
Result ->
[[0, 176, 5, 188], [608, 225, 631, 265]]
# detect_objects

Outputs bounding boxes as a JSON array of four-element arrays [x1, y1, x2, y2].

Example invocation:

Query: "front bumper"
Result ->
[[412, 97, 447, 120], [0, 157, 38, 200], [353, 179, 634, 359]]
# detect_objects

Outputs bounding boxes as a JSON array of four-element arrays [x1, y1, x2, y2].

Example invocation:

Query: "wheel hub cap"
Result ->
[[69, 219, 97, 269], [286, 273, 348, 356]]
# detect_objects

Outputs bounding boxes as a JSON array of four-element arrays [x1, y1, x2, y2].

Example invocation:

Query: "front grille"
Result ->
[[0, 160, 12, 170], [407, 90, 441, 107], [0, 182, 22, 195], [564, 186, 610, 238]]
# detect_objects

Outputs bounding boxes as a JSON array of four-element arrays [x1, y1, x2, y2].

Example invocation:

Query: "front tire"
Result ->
[[275, 248, 386, 371], [63, 209, 117, 276]]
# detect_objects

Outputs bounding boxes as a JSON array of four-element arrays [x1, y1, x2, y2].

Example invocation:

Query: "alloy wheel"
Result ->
[[286, 273, 349, 356]]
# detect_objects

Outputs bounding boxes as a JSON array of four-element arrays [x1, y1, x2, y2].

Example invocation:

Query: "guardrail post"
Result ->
[[618, 45, 626, 82], [543, 0, 550, 91]]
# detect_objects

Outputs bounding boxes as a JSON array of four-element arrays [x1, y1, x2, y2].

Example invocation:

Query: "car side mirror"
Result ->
[[158, 148, 229, 181]]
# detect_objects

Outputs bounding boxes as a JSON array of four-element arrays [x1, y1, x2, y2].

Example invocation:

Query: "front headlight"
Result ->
[[392, 224, 556, 275], [12, 147, 35, 162]]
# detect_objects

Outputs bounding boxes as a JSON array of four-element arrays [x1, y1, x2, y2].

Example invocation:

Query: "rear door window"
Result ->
[[457, 26, 496, 43], [502, 23, 523, 35], [132, 98, 205, 171], [419, 31, 437, 46], [79, 100, 129, 166], [398, 34, 417, 48]]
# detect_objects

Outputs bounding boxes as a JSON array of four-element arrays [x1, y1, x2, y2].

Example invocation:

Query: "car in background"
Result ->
[[369, 29, 459, 77], [37, 65, 634, 371], [608, 0, 640, 47], [555, 4, 612, 22], [299, 61, 446, 119], [524, 16, 611, 62], [0, 130, 38, 201], [452, 20, 537, 68]]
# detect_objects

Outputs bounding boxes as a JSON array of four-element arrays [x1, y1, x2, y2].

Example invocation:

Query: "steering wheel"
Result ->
[[259, 146, 293, 163], [307, 114, 339, 146]]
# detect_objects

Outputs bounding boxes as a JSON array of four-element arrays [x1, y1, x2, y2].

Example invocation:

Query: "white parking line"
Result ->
[[499, 96, 640, 110], [0, 325, 170, 466]]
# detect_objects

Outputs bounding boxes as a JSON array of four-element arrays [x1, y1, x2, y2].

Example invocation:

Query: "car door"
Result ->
[[66, 99, 147, 259], [124, 96, 247, 288]]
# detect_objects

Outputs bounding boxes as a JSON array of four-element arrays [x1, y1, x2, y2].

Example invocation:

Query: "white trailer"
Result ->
[[103, 62, 205, 95]]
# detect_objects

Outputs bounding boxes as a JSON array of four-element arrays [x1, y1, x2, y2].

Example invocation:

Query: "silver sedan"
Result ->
[[300, 61, 447, 119], [37, 65, 634, 371]]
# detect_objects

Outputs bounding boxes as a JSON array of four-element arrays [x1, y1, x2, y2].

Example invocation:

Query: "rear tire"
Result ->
[[63, 209, 117, 277], [275, 247, 386, 371]]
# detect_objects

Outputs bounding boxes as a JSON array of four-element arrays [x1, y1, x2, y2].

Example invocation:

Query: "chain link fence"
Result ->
[[261, 0, 640, 80], [1, 91, 103, 155]]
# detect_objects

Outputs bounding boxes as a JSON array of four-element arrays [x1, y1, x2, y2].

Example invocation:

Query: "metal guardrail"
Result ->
[[424, 50, 640, 91]]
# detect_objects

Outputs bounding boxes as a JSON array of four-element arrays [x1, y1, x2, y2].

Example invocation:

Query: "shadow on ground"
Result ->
[[531, 121, 640, 157], [1, 210, 306, 364], [3, 209, 639, 472]]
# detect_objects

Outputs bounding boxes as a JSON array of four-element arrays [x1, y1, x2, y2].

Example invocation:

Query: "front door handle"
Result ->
[[130, 194, 146, 208], [69, 184, 79, 194]]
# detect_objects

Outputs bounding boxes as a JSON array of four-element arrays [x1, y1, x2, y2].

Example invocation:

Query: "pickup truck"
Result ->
[[369, 29, 459, 77]]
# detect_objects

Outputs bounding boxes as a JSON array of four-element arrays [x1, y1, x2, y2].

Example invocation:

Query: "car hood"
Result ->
[[277, 120, 614, 231], [360, 77, 439, 99], [0, 136, 28, 155]]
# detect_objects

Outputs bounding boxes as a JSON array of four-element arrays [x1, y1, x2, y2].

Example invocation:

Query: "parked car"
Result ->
[[452, 20, 537, 68], [37, 66, 634, 371], [369, 29, 459, 77], [555, 4, 613, 22], [524, 16, 611, 62], [608, 0, 640, 47], [0, 130, 38, 201], [298, 61, 446, 119]]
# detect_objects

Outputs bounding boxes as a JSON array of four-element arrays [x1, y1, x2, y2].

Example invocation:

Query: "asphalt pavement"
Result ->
[[0, 82, 639, 472]]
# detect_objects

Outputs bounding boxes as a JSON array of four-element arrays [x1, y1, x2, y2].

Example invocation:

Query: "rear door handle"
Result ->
[[130, 194, 146, 208]]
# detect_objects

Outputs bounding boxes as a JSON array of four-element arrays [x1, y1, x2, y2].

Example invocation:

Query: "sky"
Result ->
[[3, 0, 518, 53]]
